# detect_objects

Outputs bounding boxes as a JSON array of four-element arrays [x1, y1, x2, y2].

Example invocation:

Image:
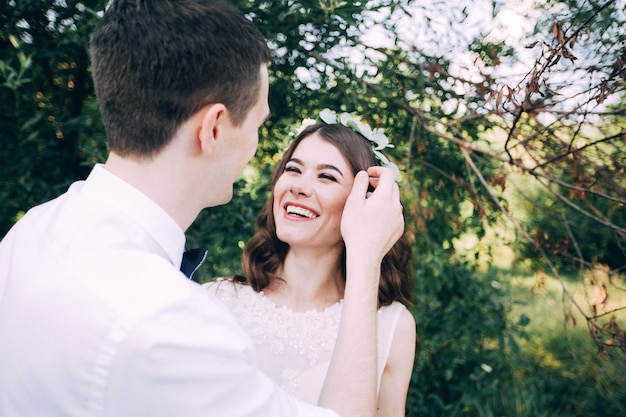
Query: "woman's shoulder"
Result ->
[[394, 305, 416, 336], [378, 301, 409, 321], [377, 302, 415, 344]]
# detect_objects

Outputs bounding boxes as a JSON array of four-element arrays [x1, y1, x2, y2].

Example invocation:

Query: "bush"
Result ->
[[407, 256, 525, 416]]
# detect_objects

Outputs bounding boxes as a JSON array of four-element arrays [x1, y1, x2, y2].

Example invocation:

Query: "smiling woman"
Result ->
[[273, 135, 354, 252], [204, 116, 417, 416]]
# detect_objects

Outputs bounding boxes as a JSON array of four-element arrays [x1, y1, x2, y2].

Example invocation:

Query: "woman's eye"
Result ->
[[319, 173, 337, 182], [285, 166, 301, 174]]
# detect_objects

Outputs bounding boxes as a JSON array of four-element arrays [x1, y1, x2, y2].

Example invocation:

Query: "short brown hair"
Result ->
[[238, 123, 413, 308], [90, 0, 271, 158]]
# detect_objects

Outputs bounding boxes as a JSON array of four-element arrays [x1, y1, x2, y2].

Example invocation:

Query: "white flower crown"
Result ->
[[296, 108, 400, 180]]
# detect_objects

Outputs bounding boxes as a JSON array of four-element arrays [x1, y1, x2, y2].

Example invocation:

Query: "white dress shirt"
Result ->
[[0, 164, 339, 417]]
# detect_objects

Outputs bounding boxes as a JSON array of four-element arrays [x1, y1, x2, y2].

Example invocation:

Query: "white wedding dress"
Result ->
[[204, 279, 407, 404]]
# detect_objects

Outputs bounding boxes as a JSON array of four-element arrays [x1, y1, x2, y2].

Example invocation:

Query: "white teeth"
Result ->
[[286, 205, 318, 219]]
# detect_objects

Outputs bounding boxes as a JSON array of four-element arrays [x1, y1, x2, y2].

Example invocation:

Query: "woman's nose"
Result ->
[[289, 176, 312, 196]]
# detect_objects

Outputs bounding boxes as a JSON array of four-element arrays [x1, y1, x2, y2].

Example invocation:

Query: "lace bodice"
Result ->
[[204, 279, 406, 404]]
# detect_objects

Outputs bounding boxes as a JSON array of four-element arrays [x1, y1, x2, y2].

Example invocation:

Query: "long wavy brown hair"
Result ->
[[235, 123, 413, 308]]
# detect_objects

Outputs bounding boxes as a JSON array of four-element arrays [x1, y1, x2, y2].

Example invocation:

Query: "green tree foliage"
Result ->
[[1, 0, 107, 233]]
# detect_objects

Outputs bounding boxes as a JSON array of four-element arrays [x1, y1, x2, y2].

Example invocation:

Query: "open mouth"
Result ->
[[285, 205, 319, 219]]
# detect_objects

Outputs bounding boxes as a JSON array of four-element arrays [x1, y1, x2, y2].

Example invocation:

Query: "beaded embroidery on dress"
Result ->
[[204, 279, 406, 404]]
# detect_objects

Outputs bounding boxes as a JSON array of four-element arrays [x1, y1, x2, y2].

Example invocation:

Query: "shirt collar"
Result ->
[[82, 164, 186, 269]]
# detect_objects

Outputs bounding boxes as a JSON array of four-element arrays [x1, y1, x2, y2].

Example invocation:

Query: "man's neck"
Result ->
[[104, 151, 199, 231]]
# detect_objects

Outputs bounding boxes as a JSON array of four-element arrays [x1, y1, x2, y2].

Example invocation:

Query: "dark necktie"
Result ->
[[180, 248, 207, 282]]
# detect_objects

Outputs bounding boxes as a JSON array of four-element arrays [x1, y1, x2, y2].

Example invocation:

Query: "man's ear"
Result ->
[[198, 103, 229, 156]]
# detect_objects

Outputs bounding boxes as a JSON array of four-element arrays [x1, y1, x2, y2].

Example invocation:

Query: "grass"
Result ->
[[503, 268, 626, 416]]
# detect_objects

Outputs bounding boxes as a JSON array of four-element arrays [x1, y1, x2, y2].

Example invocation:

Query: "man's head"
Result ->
[[90, 0, 271, 159]]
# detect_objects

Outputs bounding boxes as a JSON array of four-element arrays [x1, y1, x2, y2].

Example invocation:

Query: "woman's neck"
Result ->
[[265, 247, 345, 312]]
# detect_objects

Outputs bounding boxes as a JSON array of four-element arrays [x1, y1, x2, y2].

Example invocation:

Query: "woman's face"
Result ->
[[273, 133, 354, 251]]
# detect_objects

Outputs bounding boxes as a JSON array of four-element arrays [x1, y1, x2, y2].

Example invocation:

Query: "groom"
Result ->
[[0, 1, 404, 416]]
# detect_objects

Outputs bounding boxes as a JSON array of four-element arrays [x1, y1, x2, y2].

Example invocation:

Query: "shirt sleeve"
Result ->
[[102, 289, 340, 417]]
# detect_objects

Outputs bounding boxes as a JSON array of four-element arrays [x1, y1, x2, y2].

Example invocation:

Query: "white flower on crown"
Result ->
[[297, 118, 316, 134], [317, 108, 400, 180]]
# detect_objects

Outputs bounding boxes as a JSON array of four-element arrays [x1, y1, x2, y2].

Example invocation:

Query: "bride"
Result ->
[[205, 110, 417, 416]]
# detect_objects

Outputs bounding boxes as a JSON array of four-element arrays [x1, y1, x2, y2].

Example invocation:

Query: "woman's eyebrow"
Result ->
[[317, 163, 344, 178], [287, 158, 345, 178]]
